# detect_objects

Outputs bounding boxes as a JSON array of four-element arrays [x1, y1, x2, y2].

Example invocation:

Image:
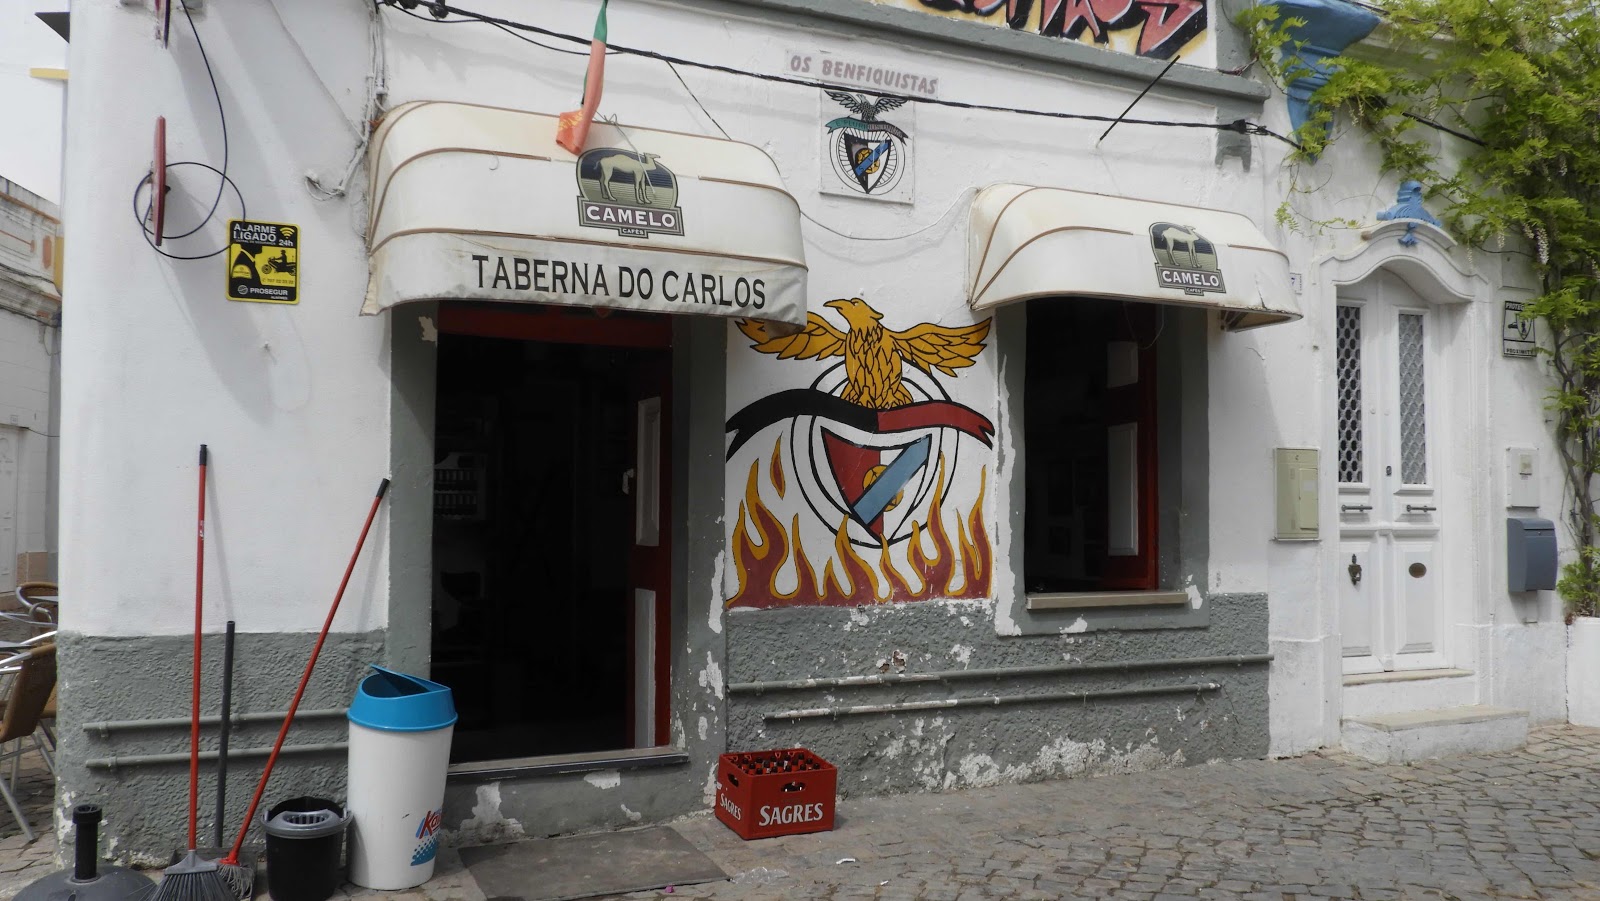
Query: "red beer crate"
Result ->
[[714, 747, 837, 840]]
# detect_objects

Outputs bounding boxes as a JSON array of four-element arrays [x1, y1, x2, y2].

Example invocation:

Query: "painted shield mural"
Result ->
[[725, 298, 995, 608]]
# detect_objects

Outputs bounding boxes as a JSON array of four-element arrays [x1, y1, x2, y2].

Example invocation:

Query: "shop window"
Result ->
[[1023, 299, 1165, 593]]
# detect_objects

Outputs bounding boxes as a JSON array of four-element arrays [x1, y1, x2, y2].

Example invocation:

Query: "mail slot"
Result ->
[[1507, 517, 1557, 592]]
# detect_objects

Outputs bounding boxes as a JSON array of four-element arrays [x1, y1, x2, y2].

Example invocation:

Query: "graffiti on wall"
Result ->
[[891, 0, 1207, 61], [725, 298, 995, 608]]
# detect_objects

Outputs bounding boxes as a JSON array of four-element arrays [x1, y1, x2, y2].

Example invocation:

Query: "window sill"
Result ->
[[447, 746, 688, 781], [1026, 590, 1190, 611]]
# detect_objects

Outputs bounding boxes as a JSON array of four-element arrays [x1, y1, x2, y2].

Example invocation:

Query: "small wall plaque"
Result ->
[[1502, 301, 1535, 357]]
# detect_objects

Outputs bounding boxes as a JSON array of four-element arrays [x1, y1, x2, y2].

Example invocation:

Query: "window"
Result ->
[[1023, 299, 1162, 593]]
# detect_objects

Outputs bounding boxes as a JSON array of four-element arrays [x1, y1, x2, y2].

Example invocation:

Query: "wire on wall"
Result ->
[[375, 0, 1303, 149], [134, 0, 248, 260]]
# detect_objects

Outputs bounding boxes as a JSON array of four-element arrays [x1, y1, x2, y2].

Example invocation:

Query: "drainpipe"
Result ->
[[764, 681, 1223, 721], [730, 654, 1272, 695]]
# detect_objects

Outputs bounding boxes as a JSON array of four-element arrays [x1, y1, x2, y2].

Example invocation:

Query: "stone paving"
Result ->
[[5, 727, 1600, 900]]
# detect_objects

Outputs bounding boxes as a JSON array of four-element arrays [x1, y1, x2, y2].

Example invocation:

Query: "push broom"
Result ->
[[213, 478, 391, 900], [148, 445, 236, 901]]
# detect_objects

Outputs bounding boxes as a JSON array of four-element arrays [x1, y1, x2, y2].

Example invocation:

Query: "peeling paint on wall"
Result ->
[[418, 315, 438, 343], [453, 783, 528, 845], [709, 550, 726, 634], [699, 651, 725, 699], [945, 735, 1184, 790], [584, 770, 622, 790], [1060, 616, 1089, 634]]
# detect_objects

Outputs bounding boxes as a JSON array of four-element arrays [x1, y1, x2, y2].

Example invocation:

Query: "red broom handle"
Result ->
[[225, 478, 390, 863], [190, 444, 207, 851]]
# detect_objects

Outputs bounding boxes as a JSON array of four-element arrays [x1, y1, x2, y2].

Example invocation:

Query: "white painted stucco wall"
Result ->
[[63, 0, 388, 637], [0, 2, 67, 203], [0, 180, 61, 589], [1247, 71, 1571, 754]]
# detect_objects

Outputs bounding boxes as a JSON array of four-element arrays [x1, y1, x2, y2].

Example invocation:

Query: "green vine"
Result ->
[[1243, 0, 1600, 618]]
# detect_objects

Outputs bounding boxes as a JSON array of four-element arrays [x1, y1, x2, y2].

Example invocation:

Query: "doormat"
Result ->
[[457, 826, 729, 901]]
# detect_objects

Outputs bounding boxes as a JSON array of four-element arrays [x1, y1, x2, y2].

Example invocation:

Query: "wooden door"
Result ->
[[1337, 275, 1446, 673]]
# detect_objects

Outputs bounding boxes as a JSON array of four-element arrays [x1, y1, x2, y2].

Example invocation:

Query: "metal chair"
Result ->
[[0, 643, 56, 841], [2, 583, 57, 633]]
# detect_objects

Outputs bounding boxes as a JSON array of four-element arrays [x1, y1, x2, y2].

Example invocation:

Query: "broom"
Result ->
[[148, 445, 235, 901], [213, 478, 391, 900]]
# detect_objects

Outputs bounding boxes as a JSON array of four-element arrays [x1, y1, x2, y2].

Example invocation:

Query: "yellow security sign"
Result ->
[[227, 220, 299, 304]]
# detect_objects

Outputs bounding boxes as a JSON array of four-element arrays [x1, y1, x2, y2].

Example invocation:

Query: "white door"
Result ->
[[1336, 275, 1448, 673]]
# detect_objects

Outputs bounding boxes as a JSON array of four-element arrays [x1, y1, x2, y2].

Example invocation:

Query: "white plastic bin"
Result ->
[[345, 666, 457, 890]]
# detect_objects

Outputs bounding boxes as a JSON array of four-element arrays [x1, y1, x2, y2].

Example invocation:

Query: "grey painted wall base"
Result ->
[[726, 594, 1269, 797], [55, 630, 383, 865]]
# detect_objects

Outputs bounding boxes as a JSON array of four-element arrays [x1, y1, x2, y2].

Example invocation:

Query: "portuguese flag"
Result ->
[[556, 0, 609, 155]]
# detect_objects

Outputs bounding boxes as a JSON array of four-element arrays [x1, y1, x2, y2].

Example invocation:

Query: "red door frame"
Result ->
[[435, 301, 675, 748], [1100, 306, 1159, 590]]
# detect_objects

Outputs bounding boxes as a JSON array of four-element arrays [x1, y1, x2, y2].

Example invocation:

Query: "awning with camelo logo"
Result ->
[[967, 185, 1300, 330], [363, 102, 809, 328]]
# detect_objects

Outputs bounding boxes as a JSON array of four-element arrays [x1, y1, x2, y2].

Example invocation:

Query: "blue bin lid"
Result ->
[[348, 665, 458, 732]]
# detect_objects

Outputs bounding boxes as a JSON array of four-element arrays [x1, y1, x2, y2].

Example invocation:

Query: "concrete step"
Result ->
[[1342, 668, 1476, 717], [1342, 705, 1528, 764]]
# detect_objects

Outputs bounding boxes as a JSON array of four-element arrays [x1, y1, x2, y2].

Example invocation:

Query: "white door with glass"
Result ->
[[1336, 274, 1448, 674]]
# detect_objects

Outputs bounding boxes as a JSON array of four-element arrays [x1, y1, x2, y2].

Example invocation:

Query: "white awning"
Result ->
[[364, 102, 809, 328], [968, 185, 1299, 330]]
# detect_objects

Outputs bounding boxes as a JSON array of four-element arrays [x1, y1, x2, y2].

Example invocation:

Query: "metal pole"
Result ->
[[730, 654, 1272, 695], [763, 682, 1223, 722]]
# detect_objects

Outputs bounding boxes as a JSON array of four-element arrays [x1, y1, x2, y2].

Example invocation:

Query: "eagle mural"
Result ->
[[724, 298, 997, 608], [735, 298, 990, 409]]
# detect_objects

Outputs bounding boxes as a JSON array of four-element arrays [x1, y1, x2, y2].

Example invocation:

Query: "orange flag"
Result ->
[[556, 0, 609, 155]]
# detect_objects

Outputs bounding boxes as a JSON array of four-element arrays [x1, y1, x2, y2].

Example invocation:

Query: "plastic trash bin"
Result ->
[[261, 797, 349, 901], [346, 666, 457, 890]]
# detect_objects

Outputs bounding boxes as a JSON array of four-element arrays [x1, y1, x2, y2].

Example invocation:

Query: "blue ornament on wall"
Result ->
[[1376, 180, 1442, 246], [1266, 0, 1381, 150]]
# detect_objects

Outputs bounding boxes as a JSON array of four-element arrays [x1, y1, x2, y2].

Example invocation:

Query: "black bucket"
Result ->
[[262, 797, 349, 901]]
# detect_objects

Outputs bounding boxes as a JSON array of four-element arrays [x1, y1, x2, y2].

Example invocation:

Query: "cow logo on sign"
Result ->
[[1150, 222, 1226, 296], [822, 92, 913, 202], [575, 148, 685, 238]]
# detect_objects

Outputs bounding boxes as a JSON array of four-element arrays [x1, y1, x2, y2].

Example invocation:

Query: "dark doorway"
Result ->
[[430, 306, 672, 764], [1023, 299, 1159, 594]]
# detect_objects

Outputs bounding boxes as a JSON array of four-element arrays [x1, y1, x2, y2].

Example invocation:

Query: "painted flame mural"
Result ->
[[725, 298, 996, 609]]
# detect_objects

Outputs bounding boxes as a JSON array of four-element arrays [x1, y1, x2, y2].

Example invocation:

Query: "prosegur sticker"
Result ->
[[227, 220, 299, 304]]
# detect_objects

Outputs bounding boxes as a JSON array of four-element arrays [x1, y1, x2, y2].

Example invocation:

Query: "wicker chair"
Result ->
[[2, 583, 57, 633], [0, 643, 55, 841]]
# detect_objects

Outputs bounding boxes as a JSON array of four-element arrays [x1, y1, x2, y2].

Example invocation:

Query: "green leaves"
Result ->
[[1244, 0, 1600, 614]]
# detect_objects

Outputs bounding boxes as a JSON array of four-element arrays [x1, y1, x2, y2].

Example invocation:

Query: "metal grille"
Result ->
[[1336, 305, 1364, 483], [1398, 312, 1428, 484]]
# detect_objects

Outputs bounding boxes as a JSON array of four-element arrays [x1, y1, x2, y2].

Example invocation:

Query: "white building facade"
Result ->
[[0, 178, 60, 595], [56, 0, 1564, 858]]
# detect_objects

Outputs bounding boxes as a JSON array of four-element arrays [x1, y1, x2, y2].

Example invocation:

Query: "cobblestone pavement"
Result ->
[[6, 728, 1600, 900], [0, 748, 60, 901], [649, 726, 1600, 901]]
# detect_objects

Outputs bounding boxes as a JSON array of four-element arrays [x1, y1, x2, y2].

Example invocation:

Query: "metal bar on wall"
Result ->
[[80, 708, 348, 736], [730, 654, 1271, 694], [86, 742, 347, 770], [763, 681, 1223, 721]]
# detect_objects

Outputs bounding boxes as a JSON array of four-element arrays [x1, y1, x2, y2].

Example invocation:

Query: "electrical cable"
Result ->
[[375, 0, 1302, 149], [659, 56, 970, 242], [133, 162, 247, 260], [133, 0, 252, 259], [158, 0, 230, 243], [384, 0, 607, 57]]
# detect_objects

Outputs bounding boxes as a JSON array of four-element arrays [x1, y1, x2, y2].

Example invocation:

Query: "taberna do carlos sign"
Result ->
[[362, 104, 810, 330]]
